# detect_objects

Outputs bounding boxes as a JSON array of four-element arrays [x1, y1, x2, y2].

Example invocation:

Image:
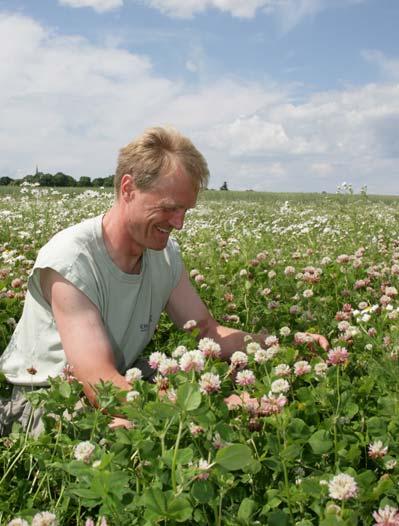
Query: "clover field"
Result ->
[[1, 184, 399, 526]]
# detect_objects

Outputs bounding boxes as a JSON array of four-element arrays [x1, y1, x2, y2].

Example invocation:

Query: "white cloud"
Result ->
[[134, 0, 364, 29], [0, 11, 398, 194], [134, 0, 329, 22], [140, 0, 266, 19], [58, 0, 123, 12], [363, 49, 399, 80], [310, 162, 333, 176], [55, 0, 367, 31], [208, 83, 399, 160]]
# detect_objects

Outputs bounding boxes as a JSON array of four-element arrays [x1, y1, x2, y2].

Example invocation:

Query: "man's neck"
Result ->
[[102, 206, 143, 274]]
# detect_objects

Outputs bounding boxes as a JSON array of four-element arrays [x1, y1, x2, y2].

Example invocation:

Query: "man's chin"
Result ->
[[148, 238, 169, 251]]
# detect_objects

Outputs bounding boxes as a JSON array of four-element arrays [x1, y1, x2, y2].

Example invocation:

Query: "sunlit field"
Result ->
[[1, 184, 399, 525]]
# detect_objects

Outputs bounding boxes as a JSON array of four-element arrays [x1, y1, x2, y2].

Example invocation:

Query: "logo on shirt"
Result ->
[[140, 314, 153, 332]]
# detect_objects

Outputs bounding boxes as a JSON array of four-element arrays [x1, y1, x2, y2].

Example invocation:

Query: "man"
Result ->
[[0, 127, 328, 434]]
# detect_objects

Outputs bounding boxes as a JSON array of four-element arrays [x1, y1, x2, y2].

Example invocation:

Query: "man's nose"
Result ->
[[169, 210, 185, 230]]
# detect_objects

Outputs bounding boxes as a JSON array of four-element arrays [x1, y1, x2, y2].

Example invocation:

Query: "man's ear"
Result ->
[[120, 174, 135, 201]]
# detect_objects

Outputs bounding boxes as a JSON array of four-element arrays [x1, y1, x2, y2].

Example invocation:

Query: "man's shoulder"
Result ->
[[37, 215, 102, 265], [46, 215, 100, 249]]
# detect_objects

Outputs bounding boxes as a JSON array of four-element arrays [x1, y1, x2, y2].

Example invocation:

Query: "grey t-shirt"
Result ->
[[0, 214, 183, 385]]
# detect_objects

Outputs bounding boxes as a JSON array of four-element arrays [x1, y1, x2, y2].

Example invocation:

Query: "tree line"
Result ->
[[0, 172, 114, 187]]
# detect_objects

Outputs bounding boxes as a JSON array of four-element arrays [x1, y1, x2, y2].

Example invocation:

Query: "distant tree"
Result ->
[[103, 175, 114, 187], [52, 173, 67, 187], [92, 177, 105, 187], [22, 174, 37, 184], [78, 176, 92, 187], [220, 181, 228, 191], [0, 176, 13, 186], [38, 173, 54, 186], [52, 172, 76, 186]]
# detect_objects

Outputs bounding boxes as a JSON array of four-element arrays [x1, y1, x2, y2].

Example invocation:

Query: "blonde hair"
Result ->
[[115, 126, 209, 195]]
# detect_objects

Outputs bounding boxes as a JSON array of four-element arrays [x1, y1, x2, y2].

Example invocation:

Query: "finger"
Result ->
[[312, 334, 330, 351]]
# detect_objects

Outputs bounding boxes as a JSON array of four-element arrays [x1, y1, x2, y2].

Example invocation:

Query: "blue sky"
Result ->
[[1, 0, 399, 193]]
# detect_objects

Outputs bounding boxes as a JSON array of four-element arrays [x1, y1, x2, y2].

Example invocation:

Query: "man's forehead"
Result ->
[[157, 196, 196, 209]]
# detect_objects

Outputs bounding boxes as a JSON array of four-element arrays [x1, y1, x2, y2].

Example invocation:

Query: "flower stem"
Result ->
[[334, 365, 341, 467], [171, 417, 184, 493], [277, 417, 294, 524]]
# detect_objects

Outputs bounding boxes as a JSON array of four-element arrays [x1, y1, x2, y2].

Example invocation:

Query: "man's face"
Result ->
[[122, 165, 198, 253]]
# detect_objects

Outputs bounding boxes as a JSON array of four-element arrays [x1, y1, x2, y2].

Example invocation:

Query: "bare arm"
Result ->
[[40, 268, 131, 406], [166, 269, 329, 358], [166, 269, 266, 360]]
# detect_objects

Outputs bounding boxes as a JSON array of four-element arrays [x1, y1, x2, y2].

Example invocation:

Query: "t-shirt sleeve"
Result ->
[[28, 237, 101, 312], [167, 238, 184, 289]]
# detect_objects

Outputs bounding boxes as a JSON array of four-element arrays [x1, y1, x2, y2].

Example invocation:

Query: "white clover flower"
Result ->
[[199, 372, 221, 394], [294, 360, 311, 376], [337, 321, 350, 332], [384, 459, 397, 470], [372, 505, 399, 525], [264, 335, 279, 348], [279, 326, 291, 337], [198, 338, 221, 358], [385, 286, 398, 297], [303, 289, 314, 298], [172, 345, 188, 358], [158, 358, 179, 375], [236, 369, 256, 386], [183, 319, 197, 330], [73, 441, 95, 463], [254, 349, 268, 363], [125, 367, 142, 383], [259, 394, 287, 415], [7, 519, 29, 526], [314, 361, 328, 377], [274, 364, 291, 377], [246, 341, 261, 355], [230, 351, 248, 368], [179, 350, 205, 372], [294, 332, 314, 344], [148, 351, 166, 369], [346, 326, 360, 337], [368, 440, 388, 459], [126, 390, 140, 402], [327, 347, 349, 365], [197, 459, 211, 480], [189, 423, 205, 436], [265, 346, 280, 360], [327, 473, 358, 501], [31, 512, 58, 526], [270, 379, 290, 394]]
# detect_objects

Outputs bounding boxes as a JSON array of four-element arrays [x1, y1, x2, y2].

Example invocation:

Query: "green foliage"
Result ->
[[2, 188, 399, 524]]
